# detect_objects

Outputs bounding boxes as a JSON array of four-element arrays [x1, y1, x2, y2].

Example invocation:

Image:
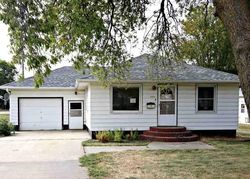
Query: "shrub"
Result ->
[[0, 116, 14, 136], [130, 130, 139, 140], [125, 133, 131, 140], [95, 129, 139, 143], [96, 131, 114, 143], [114, 129, 123, 142], [106, 131, 114, 141]]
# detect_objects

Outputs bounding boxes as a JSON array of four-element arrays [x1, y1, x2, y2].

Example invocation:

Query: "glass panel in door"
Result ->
[[158, 86, 176, 126], [160, 101, 175, 115]]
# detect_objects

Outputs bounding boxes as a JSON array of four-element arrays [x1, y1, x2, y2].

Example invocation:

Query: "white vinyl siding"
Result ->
[[89, 83, 157, 131], [239, 97, 249, 124], [84, 85, 91, 129], [178, 83, 239, 130], [9, 89, 84, 126], [9, 82, 239, 131]]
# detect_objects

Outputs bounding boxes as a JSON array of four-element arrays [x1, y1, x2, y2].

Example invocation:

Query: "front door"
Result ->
[[69, 101, 84, 129], [158, 86, 176, 126]]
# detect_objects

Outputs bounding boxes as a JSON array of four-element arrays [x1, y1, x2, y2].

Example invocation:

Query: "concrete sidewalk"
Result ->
[[83, 141, 215, 155], [148, 141, 215, 150], [84, 146, 146, 154]]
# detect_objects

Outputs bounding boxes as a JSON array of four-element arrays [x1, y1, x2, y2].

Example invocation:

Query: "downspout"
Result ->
[[75, 80, 79, 93], [176, 84, 178, 126], [156, 85, 159, 127]]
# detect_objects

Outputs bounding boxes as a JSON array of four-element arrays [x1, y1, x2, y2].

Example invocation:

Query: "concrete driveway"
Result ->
[[0, 130, 90, 179]]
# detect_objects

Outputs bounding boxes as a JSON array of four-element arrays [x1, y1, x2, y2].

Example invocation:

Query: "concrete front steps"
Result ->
[[140, 126, 199, 142]]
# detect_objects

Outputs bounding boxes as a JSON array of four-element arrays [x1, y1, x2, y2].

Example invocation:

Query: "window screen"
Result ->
[[160, 101, 175, 114]]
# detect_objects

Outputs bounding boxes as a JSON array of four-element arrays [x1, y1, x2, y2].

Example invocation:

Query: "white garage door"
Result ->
[[19, 98, 62, 130]]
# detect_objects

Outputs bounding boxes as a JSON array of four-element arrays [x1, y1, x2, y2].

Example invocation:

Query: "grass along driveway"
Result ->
[[82, 139, 149, 146], [80, 139, 250, 179]]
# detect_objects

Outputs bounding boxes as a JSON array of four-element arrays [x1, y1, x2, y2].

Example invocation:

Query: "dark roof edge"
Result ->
[[0, 86, 76, 90], [1, 79, 239, 89], [76, 79, 239, 83]]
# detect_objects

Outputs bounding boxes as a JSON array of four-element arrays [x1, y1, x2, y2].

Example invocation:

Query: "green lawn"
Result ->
[[81, 126, 250, 178], [82, 139, 149, 146], [80, 138, 250, 179]]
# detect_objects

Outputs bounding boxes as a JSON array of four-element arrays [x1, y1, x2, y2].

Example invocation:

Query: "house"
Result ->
[[239, 89, 249, 124], [0, 54, 239, 137]]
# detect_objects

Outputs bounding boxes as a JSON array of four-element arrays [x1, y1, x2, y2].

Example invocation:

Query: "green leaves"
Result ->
[[179, 5, 236, 74], [0, 60, 16, 85], [0, 0, 148, 86], [1, 0, 234, 86]]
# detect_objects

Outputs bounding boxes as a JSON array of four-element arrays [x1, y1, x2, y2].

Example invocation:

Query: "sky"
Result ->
[[0, 22, 11, 62]]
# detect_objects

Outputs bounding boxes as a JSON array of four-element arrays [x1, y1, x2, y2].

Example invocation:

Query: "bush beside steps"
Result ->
[[95, 130, 140, 143]]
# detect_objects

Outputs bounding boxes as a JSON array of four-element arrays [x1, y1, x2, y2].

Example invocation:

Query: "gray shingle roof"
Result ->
[[1, 54, 239, 88], [125, 54, 239, 82], [1, 66, 87, 88]]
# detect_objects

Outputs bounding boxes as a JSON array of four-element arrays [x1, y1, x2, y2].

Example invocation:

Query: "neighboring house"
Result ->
[[0, 54, 239, 137], [239, 89, 249, 124]]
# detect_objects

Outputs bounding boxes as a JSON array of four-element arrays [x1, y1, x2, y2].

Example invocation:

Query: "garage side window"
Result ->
[[70, 102, 82, 117], [112, 87, 140, 111], [197, 86, 216, 112]]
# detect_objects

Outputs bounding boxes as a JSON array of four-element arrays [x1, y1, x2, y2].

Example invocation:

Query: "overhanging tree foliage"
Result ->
[[0, 0, 150, 85], [0, 0, 249, 116], [0, 60, 17, 108], [0, 60, 16, 85], [180, 5, 237, 74]]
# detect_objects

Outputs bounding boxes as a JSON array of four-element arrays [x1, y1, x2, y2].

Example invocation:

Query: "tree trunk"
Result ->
[[214, 0, 250, 118]]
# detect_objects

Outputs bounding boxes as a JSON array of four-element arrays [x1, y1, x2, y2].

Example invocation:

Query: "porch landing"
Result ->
[[140, 126, 199, 142]]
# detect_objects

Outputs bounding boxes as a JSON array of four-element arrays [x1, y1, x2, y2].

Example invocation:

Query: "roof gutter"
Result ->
[[0, 86, 76, 90], [1, 79, 239, 90], [76, 79, 239, 84]]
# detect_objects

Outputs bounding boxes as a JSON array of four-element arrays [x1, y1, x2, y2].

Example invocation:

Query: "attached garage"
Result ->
[[19, 98, 63, 130]]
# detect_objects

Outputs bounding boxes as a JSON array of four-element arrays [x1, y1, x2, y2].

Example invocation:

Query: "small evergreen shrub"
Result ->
[[95, 129, 140, 143], [106, 131, 114, 141], [114, 129, 123, 142], [130, 130, 139, 140], [0, 116, 14, 136]]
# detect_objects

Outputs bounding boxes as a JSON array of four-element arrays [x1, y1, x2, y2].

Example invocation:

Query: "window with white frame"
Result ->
[[112, 86, 140, 111], [197, 86, 216, 111], [241, 104, 245, 113]]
